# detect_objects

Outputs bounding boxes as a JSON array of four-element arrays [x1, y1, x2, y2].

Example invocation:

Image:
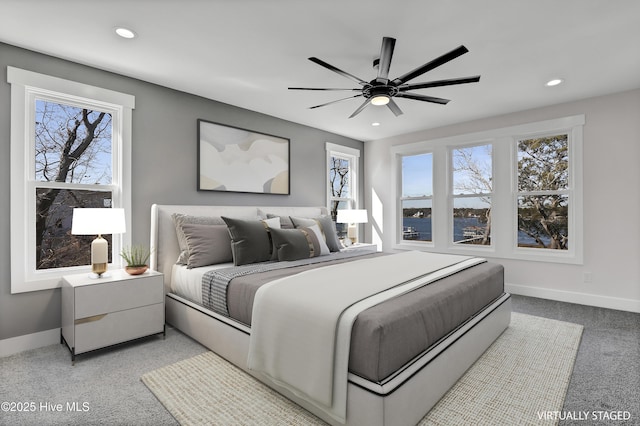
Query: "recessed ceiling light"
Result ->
[[115, 27, 136, 39], [545, 78, 564, 87], [372, 122, 381, 126]]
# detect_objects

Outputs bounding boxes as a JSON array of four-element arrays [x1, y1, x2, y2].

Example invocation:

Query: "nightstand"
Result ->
[[61, 269, 165, 364], [341, 242, 378, 253]]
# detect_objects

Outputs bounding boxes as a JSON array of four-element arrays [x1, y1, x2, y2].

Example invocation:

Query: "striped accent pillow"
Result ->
[[270, 224, 330, 261]]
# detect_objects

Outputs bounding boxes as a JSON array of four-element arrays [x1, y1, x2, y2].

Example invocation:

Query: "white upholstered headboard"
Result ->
[[150, 204, 329, 293]]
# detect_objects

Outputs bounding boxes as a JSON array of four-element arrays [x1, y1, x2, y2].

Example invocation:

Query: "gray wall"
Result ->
[[0, 42, 364, 341]]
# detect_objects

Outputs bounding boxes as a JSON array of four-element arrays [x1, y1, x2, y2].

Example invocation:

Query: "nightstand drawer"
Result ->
[[74, 303, 164, 354], [75, 276, 163, 319]]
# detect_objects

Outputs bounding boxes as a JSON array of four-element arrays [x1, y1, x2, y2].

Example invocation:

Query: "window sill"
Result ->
[[392, 242, 582, 265]]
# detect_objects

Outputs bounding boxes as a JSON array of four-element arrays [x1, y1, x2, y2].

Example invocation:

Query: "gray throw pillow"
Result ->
[[172, 213, 226, 264], [270, 224, 330, 261], [181, 223, 233, 268], [265, 213, 295, 229], [290, 215, 342, 252], [222, 217, 275, 266]]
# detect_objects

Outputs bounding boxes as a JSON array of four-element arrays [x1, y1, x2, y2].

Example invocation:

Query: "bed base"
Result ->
[[166, 292, 511, 426], [151, 205, 511, 425]]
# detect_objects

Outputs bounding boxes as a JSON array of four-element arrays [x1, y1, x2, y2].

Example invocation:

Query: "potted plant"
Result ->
[[120, 245, 151, 275]]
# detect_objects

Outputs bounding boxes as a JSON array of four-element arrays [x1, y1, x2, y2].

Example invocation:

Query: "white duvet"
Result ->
[[247, 251, 485, 423]]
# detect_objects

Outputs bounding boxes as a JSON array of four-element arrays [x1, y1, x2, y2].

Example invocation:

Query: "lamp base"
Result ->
[[92, 261, 108, 276], [347, 224, 358, 244], [88, 271, 112, 279]]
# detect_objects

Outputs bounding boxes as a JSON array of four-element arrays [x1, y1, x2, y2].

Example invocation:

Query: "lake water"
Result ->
[[402, 217, 553, 245]]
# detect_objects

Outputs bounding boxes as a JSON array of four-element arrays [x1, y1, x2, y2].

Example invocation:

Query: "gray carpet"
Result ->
[[511, 295, 640, 425], [1, 295, 638, 425], [0, 328, 207, 425]]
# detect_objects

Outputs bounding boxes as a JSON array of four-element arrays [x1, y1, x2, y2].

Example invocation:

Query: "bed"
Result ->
[[150, 204, 511, 426]]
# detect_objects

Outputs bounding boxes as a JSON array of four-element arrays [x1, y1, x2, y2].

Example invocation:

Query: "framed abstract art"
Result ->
[[197, 119, 290, 195]]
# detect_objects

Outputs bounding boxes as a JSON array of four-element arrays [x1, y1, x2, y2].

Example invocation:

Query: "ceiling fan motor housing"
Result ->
[[363, 82, 398, 100]]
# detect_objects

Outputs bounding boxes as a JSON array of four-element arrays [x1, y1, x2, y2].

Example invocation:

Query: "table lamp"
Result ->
[[337, 209, 368, 244], [71, 208, 126, 278]]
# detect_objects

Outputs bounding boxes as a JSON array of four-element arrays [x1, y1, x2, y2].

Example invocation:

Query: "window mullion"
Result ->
[[33, 181, 116, 191], [518, 189, 571, 196], [491, 138, 513, 257], [401, 196, 431, 202], [432, 146, 447, 248], [452, 192, 492, 198]]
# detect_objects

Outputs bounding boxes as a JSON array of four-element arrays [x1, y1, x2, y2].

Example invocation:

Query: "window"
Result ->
[[326, 143, 360, 239], [392, 115, 584, 264], [35, 100, 115, 270], [452, 144, 492, 246], [400, 153, 433, 242], [8, 67, 134, 293], [516, 134, 569, 250]]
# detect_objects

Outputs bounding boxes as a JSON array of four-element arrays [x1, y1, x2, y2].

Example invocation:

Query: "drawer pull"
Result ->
[[75, 314, 107, 325]]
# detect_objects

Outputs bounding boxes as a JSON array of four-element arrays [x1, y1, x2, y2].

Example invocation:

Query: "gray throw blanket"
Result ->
[[201, 250, 371, 317]]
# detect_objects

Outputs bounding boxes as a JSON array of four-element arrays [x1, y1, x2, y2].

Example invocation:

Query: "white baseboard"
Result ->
[[0, 328, 61, 358], [506, 283, 640, 313]]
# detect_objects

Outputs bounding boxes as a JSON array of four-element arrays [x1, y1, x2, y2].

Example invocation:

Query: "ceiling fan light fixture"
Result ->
[[371, 95, 390, 106]]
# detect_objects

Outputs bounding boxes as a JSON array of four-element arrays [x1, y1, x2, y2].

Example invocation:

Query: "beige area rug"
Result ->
[[141, 313, 583, 426]]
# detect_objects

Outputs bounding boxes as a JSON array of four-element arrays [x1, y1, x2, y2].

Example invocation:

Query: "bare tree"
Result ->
[[453, 146, 492, 245], [35, 101, 112, 268], [329, 156, 350, 219]]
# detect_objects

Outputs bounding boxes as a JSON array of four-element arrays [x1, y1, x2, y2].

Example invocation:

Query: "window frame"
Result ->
[[326, 142, 361, 237], [398, 151, 434, 245], [392, 115, 584, 264], [511, 128, 582, 262], [8, 67, 134, 293], [449, 142, 494, 250]]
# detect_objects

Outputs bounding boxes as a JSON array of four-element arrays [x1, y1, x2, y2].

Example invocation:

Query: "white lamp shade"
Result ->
[[71, 208, 126, 235], [337, 209, 368, 224]]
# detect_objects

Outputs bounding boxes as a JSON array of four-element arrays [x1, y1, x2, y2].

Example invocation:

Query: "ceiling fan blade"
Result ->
[[289, 87, 361, 91], [395, 93, 450, 104], [348, 99, 371, 118], [398, 75, 481, 91], [386, 99, 403, 116], [308, 57, 368, 86], [309, 94, 363, 109], [376, 37, 396, 83], [391, 45, 469, 86]]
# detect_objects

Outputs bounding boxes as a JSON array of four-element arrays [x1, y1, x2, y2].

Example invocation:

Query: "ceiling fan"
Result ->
[[289, 37, 480, 118]]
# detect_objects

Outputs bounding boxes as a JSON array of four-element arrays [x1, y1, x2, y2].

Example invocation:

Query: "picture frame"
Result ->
[[197, 119, 290, 195]]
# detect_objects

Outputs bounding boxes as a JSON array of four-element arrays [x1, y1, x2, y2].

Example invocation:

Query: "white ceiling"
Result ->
[[2, 0, 639, 141]]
